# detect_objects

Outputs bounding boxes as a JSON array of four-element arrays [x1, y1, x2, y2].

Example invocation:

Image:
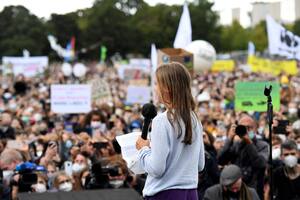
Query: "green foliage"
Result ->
[[0, 6, 47, 56]]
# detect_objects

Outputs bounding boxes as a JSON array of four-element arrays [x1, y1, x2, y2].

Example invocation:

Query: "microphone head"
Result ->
[[142, 103, 157, 119]]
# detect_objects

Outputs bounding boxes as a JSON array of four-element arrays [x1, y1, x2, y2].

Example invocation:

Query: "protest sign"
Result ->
[[235, 82, 280, 112], [51, 84, 91, 113], [2, 56, 48, 77], [247, 55, 298, 75], [211, 60, 235, 72], [88, 78, 112, 104], [126, 86, 151, 104]]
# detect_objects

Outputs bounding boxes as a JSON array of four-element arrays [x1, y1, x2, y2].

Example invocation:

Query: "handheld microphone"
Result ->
[[141, 103, 157, 139]]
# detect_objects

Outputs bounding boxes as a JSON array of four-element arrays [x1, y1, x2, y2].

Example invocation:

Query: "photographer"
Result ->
[[218, 115, 268, 199], [0, 148, 24, 200]]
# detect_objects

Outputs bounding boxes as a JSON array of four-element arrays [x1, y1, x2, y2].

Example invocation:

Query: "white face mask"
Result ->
[[298, 144, 300, 151], [72, 163, 86, 173], [109, 180, 124, 188], [3, 170, 14, 186], [37, 151, 43, 157], [33, 183, 47, 193], [289, 108, 298, 115], [59, 182, 72, 192], [272, 148, 281, 160], [283, 155, 298, 168], [91, 121, 101, 129]]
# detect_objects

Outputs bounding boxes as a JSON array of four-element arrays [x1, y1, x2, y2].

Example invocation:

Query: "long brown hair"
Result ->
[[156, 62, 196, 145]]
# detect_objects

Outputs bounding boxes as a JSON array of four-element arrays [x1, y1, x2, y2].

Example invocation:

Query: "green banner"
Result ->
[[235, 82, 280, 112]]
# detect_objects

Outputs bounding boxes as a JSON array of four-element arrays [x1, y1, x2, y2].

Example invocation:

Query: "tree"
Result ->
[[0, 6, 47, 56], [249, 21, 267, 52], [294, 19, 300, 36], [220, 21, 249, 52]]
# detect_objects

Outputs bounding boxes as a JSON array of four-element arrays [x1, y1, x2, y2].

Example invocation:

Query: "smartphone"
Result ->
[[64, 161, 73, 176], [273, 120, 289, 134]]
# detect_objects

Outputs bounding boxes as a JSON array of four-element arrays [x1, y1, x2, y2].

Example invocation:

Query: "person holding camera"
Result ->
[[273, 140, 300, 200], [0, 148, 24, 200], [218, 115, 269, 200]]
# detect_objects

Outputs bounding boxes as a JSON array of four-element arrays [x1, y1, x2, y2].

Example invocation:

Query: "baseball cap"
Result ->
[[220, 164, 242, 186]]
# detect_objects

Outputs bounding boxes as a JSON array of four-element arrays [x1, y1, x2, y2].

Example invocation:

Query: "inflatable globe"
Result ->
[[61, 62, 72, 77], [185, 40, 216, 72], [73, 63, 87, 77]]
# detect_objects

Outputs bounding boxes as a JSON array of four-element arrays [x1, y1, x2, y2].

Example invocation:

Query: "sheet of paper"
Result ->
[[116, 132, 145, 174]]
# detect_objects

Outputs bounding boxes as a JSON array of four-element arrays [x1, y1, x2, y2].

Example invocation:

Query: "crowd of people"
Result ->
[[0, 61, 299, 200]]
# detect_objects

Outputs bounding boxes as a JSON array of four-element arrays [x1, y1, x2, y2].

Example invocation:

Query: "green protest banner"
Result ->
[[235, 82, 280, 112]]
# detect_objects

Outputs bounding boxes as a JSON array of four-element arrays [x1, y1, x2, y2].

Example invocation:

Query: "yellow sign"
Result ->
[[211, 60, 235, 72], [247, 56, 298, 75]]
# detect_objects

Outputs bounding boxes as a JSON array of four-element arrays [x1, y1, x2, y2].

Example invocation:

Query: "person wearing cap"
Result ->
[[204, 165, 260, 200]]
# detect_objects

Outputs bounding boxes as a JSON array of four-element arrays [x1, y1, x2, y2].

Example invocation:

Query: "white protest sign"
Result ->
[[116, 131, 145, 174], [126, 86, 151, 104], [129, 58, 151, 72], [2, 56, 48, 77], [51, 84, 91, 114]]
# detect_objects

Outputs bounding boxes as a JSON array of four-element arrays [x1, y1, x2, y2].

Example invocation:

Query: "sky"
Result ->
[[0, 0, 295, 27]]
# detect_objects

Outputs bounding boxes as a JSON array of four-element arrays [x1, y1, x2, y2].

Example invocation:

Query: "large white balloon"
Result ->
[[61, 62, 72, 77], [73, 63, 87, 77], [185, 40, 216, 72]]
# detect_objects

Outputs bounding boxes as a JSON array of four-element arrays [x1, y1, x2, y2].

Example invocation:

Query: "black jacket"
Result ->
[[0, 126, 15, 140], [218, 138, 268, 199]]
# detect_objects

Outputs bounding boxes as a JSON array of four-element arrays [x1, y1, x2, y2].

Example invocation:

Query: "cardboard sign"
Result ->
[[88, 78, 112, 103]]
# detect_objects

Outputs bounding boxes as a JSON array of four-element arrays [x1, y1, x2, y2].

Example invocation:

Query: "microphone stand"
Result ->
[[264, 85, 273, 200]]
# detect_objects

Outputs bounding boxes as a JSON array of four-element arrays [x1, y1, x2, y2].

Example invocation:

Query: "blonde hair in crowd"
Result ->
[[155, 62, 196, 145]]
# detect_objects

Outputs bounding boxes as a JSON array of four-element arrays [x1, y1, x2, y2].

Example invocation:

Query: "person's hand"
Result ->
[[228, 124, 236, 140], [242, 134, 252, 144], [136, 136, 150, 150], [45, 142, 57, 158]]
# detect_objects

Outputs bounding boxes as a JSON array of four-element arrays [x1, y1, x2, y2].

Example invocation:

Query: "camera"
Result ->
[[273, 120, 289, 135], [84, 161, 121, 189], [235, 125, 248, 138], [14, 162, 46, 192]]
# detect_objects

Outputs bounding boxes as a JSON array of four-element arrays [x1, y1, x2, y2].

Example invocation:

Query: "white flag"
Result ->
[[266, 15, 300, 60], [173, 3, 192, 48], [150, 43, 158, 103], [47, 35, 74, 60]]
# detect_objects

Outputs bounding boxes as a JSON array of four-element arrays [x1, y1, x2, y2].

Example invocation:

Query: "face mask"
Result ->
[[248, 131, 255, 140], [9, 103, 17, 111], [72, 163, 85, 173], [37, 151, 43, 157], [33, 183, 47, 193], [109, 180, 124, 188], [289, 108, 297, 115], [21, 116, 30, 124], [65, 140, 73, 149], [59, 182, 72, 192], [91, 121, 101, 129], [298, 144, 300, 151], [33, 113, 42, 122], [3, 170, 14, 186], [258, 127, 264, 135], [272, 148, 281, 160], [283, 155, 298, 168]]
